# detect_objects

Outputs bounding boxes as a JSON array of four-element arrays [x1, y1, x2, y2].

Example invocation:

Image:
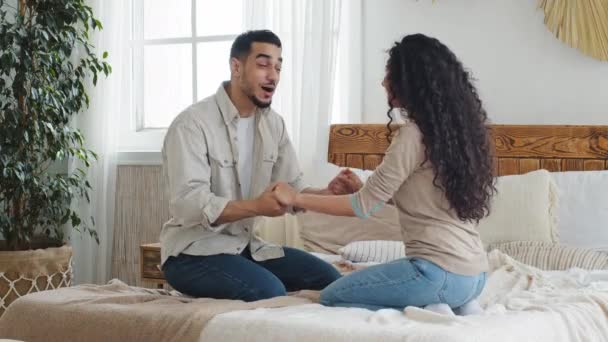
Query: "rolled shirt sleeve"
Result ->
[[351, 124, 424, 218], [163, 122, 230, 232]]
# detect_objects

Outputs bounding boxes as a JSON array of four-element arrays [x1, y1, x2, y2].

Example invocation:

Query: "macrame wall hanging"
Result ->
[[538, 0, 608, 62]]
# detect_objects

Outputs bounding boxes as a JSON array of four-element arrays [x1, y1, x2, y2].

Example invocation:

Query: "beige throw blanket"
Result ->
[[0, 280, 311, 342]]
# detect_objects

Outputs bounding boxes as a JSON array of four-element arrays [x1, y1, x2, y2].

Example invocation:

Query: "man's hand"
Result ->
[[272, 182, 298, 207], [328, 169, 363, 195], [254, 189, 287, 217]]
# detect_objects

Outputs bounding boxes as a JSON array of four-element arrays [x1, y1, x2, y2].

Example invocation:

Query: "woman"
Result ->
[[273, 34, 495, 315]]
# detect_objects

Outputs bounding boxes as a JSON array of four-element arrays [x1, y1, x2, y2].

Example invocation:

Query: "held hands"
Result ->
[[255, 169, 363, 217], [255, 183, 288, 217], [254, 182, 299, 217], [328, 169, 363, 195], [271, 182, 298, 207]]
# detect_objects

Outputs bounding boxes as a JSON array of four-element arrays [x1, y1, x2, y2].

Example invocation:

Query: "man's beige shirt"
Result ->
[[160, 82, 306, 264]]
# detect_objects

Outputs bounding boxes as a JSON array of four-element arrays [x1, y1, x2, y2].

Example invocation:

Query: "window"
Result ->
[[118, 0, 354, 160], [130, 0, 243, 130]]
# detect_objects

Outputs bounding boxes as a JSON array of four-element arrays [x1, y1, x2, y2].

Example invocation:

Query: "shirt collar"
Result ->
[[215, 81, 271, 124]]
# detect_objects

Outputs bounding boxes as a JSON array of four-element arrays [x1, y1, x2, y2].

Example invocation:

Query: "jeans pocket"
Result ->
[[410, 258, 447, 285]]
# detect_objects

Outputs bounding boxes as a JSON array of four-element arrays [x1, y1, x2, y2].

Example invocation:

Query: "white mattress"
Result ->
[[199, 250, 608, 342]]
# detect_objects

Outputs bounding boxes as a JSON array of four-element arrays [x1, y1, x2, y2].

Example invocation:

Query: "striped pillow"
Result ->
[[488, 241, 608, 270], [339, 240, 405, 263]]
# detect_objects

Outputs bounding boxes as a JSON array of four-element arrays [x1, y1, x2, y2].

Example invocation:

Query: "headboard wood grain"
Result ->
[[328, 124, 608, 176]]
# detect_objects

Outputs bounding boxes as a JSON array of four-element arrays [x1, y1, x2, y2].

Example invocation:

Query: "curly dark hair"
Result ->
[[384, 34, 496, 223]]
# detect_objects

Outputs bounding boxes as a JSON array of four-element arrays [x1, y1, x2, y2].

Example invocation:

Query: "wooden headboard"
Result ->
[[328, 124, 608, 176]]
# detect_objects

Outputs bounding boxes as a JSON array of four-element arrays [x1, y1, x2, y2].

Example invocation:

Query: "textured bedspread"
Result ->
[[199, 250, 608, 342]]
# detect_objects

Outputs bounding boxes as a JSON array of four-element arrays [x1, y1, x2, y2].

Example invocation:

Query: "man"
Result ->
[[160, 30, 353, 301]]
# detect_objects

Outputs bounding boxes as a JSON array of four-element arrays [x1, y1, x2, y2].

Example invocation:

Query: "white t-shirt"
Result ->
[[237, 116, 255, 198]]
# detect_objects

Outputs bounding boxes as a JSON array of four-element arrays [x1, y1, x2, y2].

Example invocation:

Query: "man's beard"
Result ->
[[249, 94, 272, 108]]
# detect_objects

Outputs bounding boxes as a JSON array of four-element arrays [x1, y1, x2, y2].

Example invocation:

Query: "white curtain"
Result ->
[[244, 0, 347, 186], [331, 0, 363, 125], [69, 0, 129, 284]]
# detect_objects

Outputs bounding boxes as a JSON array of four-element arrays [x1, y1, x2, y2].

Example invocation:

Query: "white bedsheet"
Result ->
[[199, 250, 608, 342]]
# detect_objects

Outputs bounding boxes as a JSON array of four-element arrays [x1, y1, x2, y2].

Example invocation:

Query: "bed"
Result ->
[[1, 124, 607, 342], [200, 124, 608, 342]]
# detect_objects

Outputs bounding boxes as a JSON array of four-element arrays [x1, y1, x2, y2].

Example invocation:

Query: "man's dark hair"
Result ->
[[230, 30, 282, 60]]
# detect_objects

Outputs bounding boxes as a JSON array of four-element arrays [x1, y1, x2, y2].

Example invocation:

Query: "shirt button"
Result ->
[[223, 159, 228, 164], [244, 227, 249, 232]]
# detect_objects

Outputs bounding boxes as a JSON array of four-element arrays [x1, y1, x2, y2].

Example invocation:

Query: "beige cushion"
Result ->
[[489, 241, 608, 270], [254, 215, 304, 249], [551, 170, 608, 250], [297, 205, 402, 254], [477, 169, 559, 247]]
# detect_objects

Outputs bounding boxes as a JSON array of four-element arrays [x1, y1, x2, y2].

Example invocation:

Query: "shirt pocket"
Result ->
[[207, 151, 237, 197], [259, 147, 278, 185]]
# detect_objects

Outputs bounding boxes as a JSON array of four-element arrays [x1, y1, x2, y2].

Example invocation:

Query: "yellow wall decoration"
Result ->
[[538, 0, 608, 61]]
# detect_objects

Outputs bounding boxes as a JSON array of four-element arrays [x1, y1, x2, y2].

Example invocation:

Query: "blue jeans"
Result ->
[[162, 246, 341, 301], [320, 257, 486, 311]]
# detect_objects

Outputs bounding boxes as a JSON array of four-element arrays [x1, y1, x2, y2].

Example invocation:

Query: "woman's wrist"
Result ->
[[294, 193, 304, 208]]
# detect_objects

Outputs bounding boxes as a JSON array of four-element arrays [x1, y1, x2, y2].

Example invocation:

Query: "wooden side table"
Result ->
[[140, 242, 166, 288]]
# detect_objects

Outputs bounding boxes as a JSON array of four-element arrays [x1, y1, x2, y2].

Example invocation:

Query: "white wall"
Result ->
[[362, 0, 608, 124]]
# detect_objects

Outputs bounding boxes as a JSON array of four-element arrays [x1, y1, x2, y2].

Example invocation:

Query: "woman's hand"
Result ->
[[328, 169, 364, 195]]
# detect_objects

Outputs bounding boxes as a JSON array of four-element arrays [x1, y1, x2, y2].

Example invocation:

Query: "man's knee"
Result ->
[[243, 278, 287, 301], [306, 260, 342, 290], [278, 247, 342, 290], [224, 265, 288, 301], [321, 265, 342, 285]]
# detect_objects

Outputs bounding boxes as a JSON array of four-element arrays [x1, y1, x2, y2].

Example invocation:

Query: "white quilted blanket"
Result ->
[[199, 250, 608, 342]]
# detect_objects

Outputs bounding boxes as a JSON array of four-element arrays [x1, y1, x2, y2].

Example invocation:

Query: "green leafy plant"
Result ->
[[0, 0, 110, 251]]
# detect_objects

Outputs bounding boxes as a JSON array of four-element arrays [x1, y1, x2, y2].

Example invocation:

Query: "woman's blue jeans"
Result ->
[[320, 257, 486, 311]]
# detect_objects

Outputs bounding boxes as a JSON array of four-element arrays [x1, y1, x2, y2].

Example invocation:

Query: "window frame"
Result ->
[[119, 0, 240, 155], [131, 0, 239, 131]]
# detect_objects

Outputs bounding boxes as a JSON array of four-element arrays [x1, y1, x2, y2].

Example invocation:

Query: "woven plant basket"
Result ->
[[0, 245, 72, 317]]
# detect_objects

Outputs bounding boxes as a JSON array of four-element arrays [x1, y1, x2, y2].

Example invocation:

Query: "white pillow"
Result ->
[[338, 240, 405, 263], [477, 169, 559, 247], [551, 171, 608, 251]]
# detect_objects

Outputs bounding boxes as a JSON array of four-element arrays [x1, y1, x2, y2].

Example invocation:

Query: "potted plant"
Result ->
[[0, 0, 110, 315]]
